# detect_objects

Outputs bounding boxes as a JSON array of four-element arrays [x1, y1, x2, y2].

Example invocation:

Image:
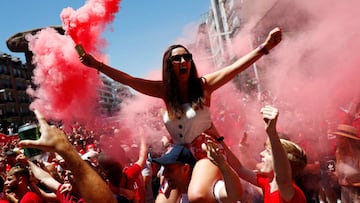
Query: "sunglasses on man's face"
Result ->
[[170, 53, 192, 63]]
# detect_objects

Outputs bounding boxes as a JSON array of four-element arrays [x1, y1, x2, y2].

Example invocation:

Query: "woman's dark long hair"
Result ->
[[162, 44, 203, 120]]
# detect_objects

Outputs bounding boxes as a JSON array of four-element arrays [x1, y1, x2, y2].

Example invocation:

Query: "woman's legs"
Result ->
[[187, 158, 221, 203]]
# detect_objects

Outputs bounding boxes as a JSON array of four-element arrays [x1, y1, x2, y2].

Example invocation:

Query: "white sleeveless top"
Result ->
[[163, 103, 211, 144]]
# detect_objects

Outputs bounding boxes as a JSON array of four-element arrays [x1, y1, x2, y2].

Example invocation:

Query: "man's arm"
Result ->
[[220, 140, 258, 186], [203, 141, 244, 202], [134, 134, 148, 169], [27, 161, 61, 192], [261, 105, 295, 201], [19, 110, 116, 203]]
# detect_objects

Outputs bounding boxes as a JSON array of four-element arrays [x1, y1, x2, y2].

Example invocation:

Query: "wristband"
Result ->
[[258, 44, 269, 55], [216, 136, 224, 142]]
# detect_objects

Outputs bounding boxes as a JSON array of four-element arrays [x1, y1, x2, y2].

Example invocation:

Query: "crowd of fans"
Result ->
[[0, 118, 159, 203], [0, 101, 358, 203]]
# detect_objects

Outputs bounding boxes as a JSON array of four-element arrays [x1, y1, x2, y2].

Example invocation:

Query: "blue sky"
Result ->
[[0, 0, 210, 77]]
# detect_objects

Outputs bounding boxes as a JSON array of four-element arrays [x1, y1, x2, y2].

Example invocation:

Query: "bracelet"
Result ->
[[216, 136, 224, 142], [258, 44, 269, 55]]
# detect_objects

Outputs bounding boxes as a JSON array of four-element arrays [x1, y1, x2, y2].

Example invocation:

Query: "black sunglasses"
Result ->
[[170, 53, 192, 63]]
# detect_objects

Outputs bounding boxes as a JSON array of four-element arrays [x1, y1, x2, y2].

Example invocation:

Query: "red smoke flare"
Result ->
[[27, 0, 121, 126]]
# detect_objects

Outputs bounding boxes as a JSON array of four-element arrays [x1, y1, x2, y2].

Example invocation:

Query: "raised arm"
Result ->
[[203, 27, 282, 93], [19, 110, 117, 203], [204, 137, 257, 185], [79, 52, 164, 98], [134, 134, 148, 169], [260, 105, 294, 201], [27, 160, 61, 192], [220, 140, 258, 186], [202, 140, 243, 202]]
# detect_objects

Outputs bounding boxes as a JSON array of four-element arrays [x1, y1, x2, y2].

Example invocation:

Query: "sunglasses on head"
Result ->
[[170, 53, 192, 63]]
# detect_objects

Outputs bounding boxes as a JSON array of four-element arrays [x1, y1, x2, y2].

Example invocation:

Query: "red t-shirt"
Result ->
[[257, 174, 306, 203], [123, 164, 145, 203], [56, 184, 86, 203], [19, 191, 44, 203]]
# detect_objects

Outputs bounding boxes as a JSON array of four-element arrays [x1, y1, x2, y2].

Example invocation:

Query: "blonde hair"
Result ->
[[7, 165, 30, 180], [265, 138, 307, 178], [280, 139, 307, 178]]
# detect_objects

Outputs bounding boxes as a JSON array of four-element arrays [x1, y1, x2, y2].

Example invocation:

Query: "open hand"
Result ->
[[202, 139, 226, 166], [18, 110, 71, 154], [59, 183, 73, 194]]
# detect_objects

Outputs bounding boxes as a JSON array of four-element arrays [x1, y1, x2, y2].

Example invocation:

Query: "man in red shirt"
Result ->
[[205, 105, 308, 203], [19, 110, 117, 203], [4, 165, 44, 203]]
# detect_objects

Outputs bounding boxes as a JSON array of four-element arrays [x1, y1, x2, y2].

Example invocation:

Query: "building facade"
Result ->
[[195, 0, 262, 96], [0, 52, 33, 134], [98, 75, 133, 116], [0, 51, 133, 134], [198, 0, 306, 98]]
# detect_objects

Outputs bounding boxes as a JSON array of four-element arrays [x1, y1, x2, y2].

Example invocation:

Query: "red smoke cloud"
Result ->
[[61, 0, 120, 53], [27, 0, 121, 126]]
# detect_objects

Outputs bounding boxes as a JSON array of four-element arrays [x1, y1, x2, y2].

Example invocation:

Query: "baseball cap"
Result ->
[[152, 145, 196, 168]]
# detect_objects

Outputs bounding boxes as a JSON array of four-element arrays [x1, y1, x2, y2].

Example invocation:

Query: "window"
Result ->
[[3, 65, 9, 74]]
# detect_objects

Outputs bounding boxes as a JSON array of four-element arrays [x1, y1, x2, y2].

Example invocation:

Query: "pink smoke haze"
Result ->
[[118, 0, 360, 160], [260, 1, 360, 137], [201, 0, 360, 163]]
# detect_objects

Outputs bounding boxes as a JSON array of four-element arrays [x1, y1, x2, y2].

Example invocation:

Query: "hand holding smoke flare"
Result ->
[[26, 0, 121, 126], [75, 44, 86, 57]]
